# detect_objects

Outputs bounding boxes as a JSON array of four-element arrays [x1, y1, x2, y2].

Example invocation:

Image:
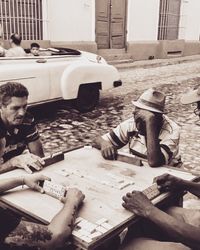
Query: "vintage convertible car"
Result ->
[[0, 47, 122, 112]]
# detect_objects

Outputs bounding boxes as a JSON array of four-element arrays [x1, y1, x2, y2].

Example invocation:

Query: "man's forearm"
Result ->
[[147, 206, 200, 248], [146, 119, 165, 167], [0, 176, 24, 194], [0, 160, 16, 174], [48, 202, 78, 246], [181, 180, 200, 198]]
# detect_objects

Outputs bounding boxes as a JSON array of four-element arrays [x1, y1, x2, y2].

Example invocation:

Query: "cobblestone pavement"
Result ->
[[34, 58, 200, 174]]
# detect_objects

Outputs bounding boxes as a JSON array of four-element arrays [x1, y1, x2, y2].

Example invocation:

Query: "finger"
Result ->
[[122, 202, 129, 210], [102, 149, 109, 159], [106, 147, 113, 160], [108, 146, 117, 160], [32, 184, 44, 193], [34, 161, 44, 170], [126, 192, 132, 197], [37, 157, 45, 166], [29, 162, 41, 171], [156, 174, 169, 184], [122, 195, 129, 202], [81, 193, 85, 201], [31, 154, 45, 166], [22, 164, 33, 174], [39, 175, 51, 181]]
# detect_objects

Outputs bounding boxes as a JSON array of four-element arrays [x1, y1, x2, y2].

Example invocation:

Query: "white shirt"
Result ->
[[102, 115, 181, 166], [5, 46, 26, 57]]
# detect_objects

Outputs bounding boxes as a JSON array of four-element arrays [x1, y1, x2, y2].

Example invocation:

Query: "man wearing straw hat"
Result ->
[[121, 87, 200, 250], [95, 88, 181, 167]]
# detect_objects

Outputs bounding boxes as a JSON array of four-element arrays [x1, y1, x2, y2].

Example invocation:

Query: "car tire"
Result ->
[[75, 84, 100, 112]]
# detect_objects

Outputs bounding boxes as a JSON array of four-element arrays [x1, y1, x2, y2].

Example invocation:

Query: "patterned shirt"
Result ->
[[102, 115, 181, 166], [0, 112, 40, 163]]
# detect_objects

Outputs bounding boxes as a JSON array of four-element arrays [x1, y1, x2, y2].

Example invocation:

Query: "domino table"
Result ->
[[0, 147, 198, 250]]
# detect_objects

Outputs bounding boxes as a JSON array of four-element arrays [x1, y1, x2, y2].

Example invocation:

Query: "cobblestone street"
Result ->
[[35, 57, 200, 173]]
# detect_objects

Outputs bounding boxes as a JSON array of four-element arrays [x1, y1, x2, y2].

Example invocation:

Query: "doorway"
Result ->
[[95, 0, 127, 49]]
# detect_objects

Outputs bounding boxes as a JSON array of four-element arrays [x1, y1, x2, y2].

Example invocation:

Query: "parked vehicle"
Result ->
[[0, 47, 122, 112]]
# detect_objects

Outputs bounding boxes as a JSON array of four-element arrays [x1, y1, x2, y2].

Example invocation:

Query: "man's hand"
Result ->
[[23, 174, 51, 193], [122, 191, 155, 218], [59, 188, 85, 207], [9, 153, 45, 174], [133, 109, 156, 136], [134, 109, 155, 124], [154, 173, 185, 192], [101, 140, 117, 160]]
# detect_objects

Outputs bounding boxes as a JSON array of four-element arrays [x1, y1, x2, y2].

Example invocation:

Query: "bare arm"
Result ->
[[145, 116, 165, 167], [28, 138, 44, 158], [48, 189, 85, 248], [0, 174, 49, 194], [134, 109, 165, 167], [0, 176, 24, 193], [122, 191, 200, 249], [0, 161, 16, 174], [147, 206, 200, 248], [5, 188, 85, 249], [156, 174, 200, 198], [93, 136, 118, 160]]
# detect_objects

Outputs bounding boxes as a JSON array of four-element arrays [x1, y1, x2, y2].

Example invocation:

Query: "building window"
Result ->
[[158, 0, 181, 40], [0, 0, 43, 40]]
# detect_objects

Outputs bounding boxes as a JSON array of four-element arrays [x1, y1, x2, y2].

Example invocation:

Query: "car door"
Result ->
[[0, 57, 51, 105]]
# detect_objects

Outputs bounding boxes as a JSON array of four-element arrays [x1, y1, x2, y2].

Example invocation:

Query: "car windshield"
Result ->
[[23, 47, 81, 56], [48, 47, 81, 56]]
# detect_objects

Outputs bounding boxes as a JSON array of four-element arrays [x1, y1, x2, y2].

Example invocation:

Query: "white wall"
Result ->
[[47, 0, 95, 42], [127, 0, 160, 41], [181, 0, 200, 40]]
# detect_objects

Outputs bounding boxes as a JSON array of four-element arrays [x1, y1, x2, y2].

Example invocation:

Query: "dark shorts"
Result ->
[[0, 208, 21, 242]]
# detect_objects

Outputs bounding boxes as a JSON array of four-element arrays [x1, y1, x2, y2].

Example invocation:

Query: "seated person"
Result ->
[[0, 24, 5, 57], [0, 82, 44, 174], [5, 33, 26, 57], [0, 46, 5, 57], [120, 85, 200, 250], [122, 173, 200, 250], [94, 88, 181, 167], [0, 173, 84, 249], [30, 42, 40, 56]]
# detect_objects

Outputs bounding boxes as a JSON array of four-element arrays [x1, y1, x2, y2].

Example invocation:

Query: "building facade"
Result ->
[[0, 0, 200, 60]]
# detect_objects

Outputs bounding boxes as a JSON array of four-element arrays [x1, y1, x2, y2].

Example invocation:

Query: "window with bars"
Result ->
[[0, 0, 43, 40], [158, 0, 181, 40]]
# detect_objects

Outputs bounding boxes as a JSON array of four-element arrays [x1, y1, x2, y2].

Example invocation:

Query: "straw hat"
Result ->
[[132, 88, 166, 113]]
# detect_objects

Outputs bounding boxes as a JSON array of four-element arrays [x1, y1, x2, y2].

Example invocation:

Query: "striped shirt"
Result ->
[[102, 115, 181, 166], [0, 112, 39, 162]]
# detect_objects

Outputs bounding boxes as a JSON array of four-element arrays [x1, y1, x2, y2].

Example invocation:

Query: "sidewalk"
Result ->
[[108, 54, 200, 70]]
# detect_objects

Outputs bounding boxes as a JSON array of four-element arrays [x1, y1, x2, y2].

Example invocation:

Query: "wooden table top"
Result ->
[[0, 147, 197, 249]]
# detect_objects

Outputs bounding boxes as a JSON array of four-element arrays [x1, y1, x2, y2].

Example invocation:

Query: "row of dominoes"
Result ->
[[142, 183, 160, 200], [54, 169, 134, 190], [43, 180, 66, 198], [54, 168, 84, 178], [87, 173, 134, 190], [72, 217, 113, 243]]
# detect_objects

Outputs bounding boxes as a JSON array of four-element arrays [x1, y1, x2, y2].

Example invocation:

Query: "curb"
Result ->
[[108, 55, 200, 70]]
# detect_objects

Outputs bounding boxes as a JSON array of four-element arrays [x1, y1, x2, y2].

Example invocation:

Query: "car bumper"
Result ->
[[113, 80, 122, 88]]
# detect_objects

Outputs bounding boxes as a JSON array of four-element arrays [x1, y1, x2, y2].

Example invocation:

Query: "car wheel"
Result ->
[[75, 84, 100, 112]]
